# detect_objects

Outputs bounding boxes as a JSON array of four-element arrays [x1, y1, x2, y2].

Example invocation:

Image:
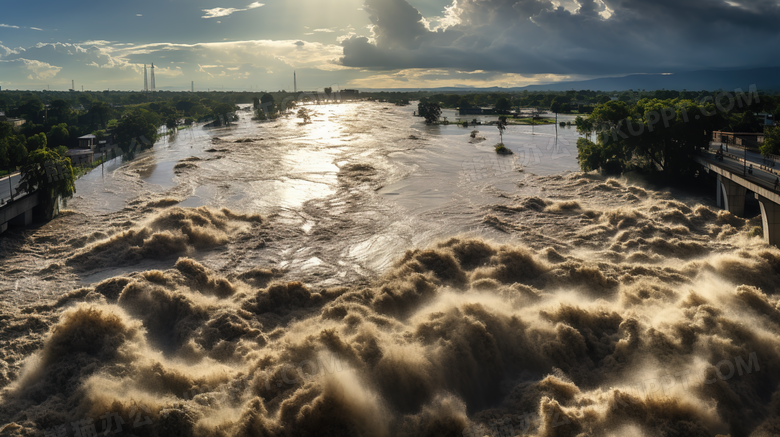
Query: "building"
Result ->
[[5, 118, 26, 127], [78, 134, 97, 150], [758, 113, 776, 126], [713, 131, 765, 149], [65, 149, 95, 166], [340, 89, 360, 100], [458, 107, 484, 115]]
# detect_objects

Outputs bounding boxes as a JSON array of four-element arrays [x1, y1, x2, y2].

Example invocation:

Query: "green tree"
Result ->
[[574, 116, 594, 139], [47, 123, 71, 148], [115, 111, 158, 157], [26, 133, 47, 151], [165, 111, 183, 130], [761, 127, 780, 156], [49, 99, 73, 125], [497, 117, 507, 143], [495, 97, 511, 112], [550, 97, 563, 113], [19, 98, 44, 122], [457, 96, 473, 109], [260, 93, 275, 114], [418, 102, 441, 124], [5, 135, 28, 167], [18, 147, 75, 219], [730, 111, 761, 133], [580, 98, 723, 175], [212, 103, 237, 125], [88, 101, 111, 129]]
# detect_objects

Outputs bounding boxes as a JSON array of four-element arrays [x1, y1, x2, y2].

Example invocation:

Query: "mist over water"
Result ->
[[1, 103, 779, 437]]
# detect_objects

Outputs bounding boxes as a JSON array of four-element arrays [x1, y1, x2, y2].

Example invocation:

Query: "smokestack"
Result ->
[[144, 64, 148, 92], [294, 71, 297, 93], [151, 63, 156, 92], [72, 80, 74, 91]]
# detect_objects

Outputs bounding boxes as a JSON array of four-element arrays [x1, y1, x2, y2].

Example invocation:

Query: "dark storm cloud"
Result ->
[[340, 0, 780, 75]]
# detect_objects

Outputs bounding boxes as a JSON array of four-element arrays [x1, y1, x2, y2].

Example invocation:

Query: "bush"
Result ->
[[495, 143, 512, 155]]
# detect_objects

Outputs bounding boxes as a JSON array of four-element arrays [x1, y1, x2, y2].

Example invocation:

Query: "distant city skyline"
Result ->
[[1, 0, 779, 91]]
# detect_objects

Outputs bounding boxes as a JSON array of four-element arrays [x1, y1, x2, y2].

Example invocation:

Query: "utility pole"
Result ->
[[8, 173, 14, 202]]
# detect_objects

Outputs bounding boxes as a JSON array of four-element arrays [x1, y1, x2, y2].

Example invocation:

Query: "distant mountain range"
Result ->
[[363, 67, 780, 93]]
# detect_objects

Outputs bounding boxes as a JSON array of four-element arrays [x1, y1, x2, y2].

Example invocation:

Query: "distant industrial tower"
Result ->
[[150, 63, 156, 92], [144, 65, 148, 92], [192, 81, 194, 93], [71, 80, 74, 91], [294, 71, 297, 93]]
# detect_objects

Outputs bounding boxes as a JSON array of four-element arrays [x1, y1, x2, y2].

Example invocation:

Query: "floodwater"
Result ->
[[1, 102, 779, 437]]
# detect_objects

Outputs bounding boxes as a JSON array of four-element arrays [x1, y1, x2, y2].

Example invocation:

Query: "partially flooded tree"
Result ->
[[18, 147, 75, 219], [418, 102, 441, 124], [497, 117, 507, 143], [297, 108, 312, 124], [577, 98, 726, 175]]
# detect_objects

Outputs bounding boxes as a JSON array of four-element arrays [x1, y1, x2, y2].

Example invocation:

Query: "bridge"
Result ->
[[0, 173, 39, 234], [695, 145, 780, 245]]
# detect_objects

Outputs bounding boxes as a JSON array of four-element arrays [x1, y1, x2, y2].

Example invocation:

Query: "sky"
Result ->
[[0, 0, 779, 91]]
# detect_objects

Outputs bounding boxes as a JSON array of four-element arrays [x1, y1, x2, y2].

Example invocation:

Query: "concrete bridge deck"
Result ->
[[695, 150, 780, 245], [0, 172, 38, 234]]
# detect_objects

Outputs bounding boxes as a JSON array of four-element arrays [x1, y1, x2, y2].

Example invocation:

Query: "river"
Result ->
[[1, 102, 778, 437]]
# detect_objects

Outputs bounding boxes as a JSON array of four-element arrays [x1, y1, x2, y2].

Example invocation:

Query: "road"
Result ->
[[700, 149, 780, 193], [711, 141, 779, 175], [0, 173, 23, 206]]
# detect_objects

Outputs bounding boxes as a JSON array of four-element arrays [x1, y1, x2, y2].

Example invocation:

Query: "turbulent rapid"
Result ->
[[1, 103, 779, 437]]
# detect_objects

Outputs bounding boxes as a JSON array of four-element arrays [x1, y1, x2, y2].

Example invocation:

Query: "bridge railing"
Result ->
[[711, 141, 780, 162], [703, 149, 780, 180]]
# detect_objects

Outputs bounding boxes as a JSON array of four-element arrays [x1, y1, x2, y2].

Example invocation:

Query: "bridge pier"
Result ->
[[9, 209, 32, 226], [717, 174, 747, 216], [0, 192, 39, 234], [756, 194, 780, 246]]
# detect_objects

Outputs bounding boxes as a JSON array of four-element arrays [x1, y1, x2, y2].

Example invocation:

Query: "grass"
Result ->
[[507, 118, 556, 125]]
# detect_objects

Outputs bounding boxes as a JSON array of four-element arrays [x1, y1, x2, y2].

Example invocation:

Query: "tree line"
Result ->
[[0, 90, 276, 169], [574, 93, 780, 176]]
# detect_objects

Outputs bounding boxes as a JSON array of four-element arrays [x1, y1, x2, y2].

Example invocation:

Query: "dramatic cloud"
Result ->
[[339, 0, 780, 76], [0, 39, 346, 90], [0, 58, 62, 81], [201, 2, 265, 19]]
